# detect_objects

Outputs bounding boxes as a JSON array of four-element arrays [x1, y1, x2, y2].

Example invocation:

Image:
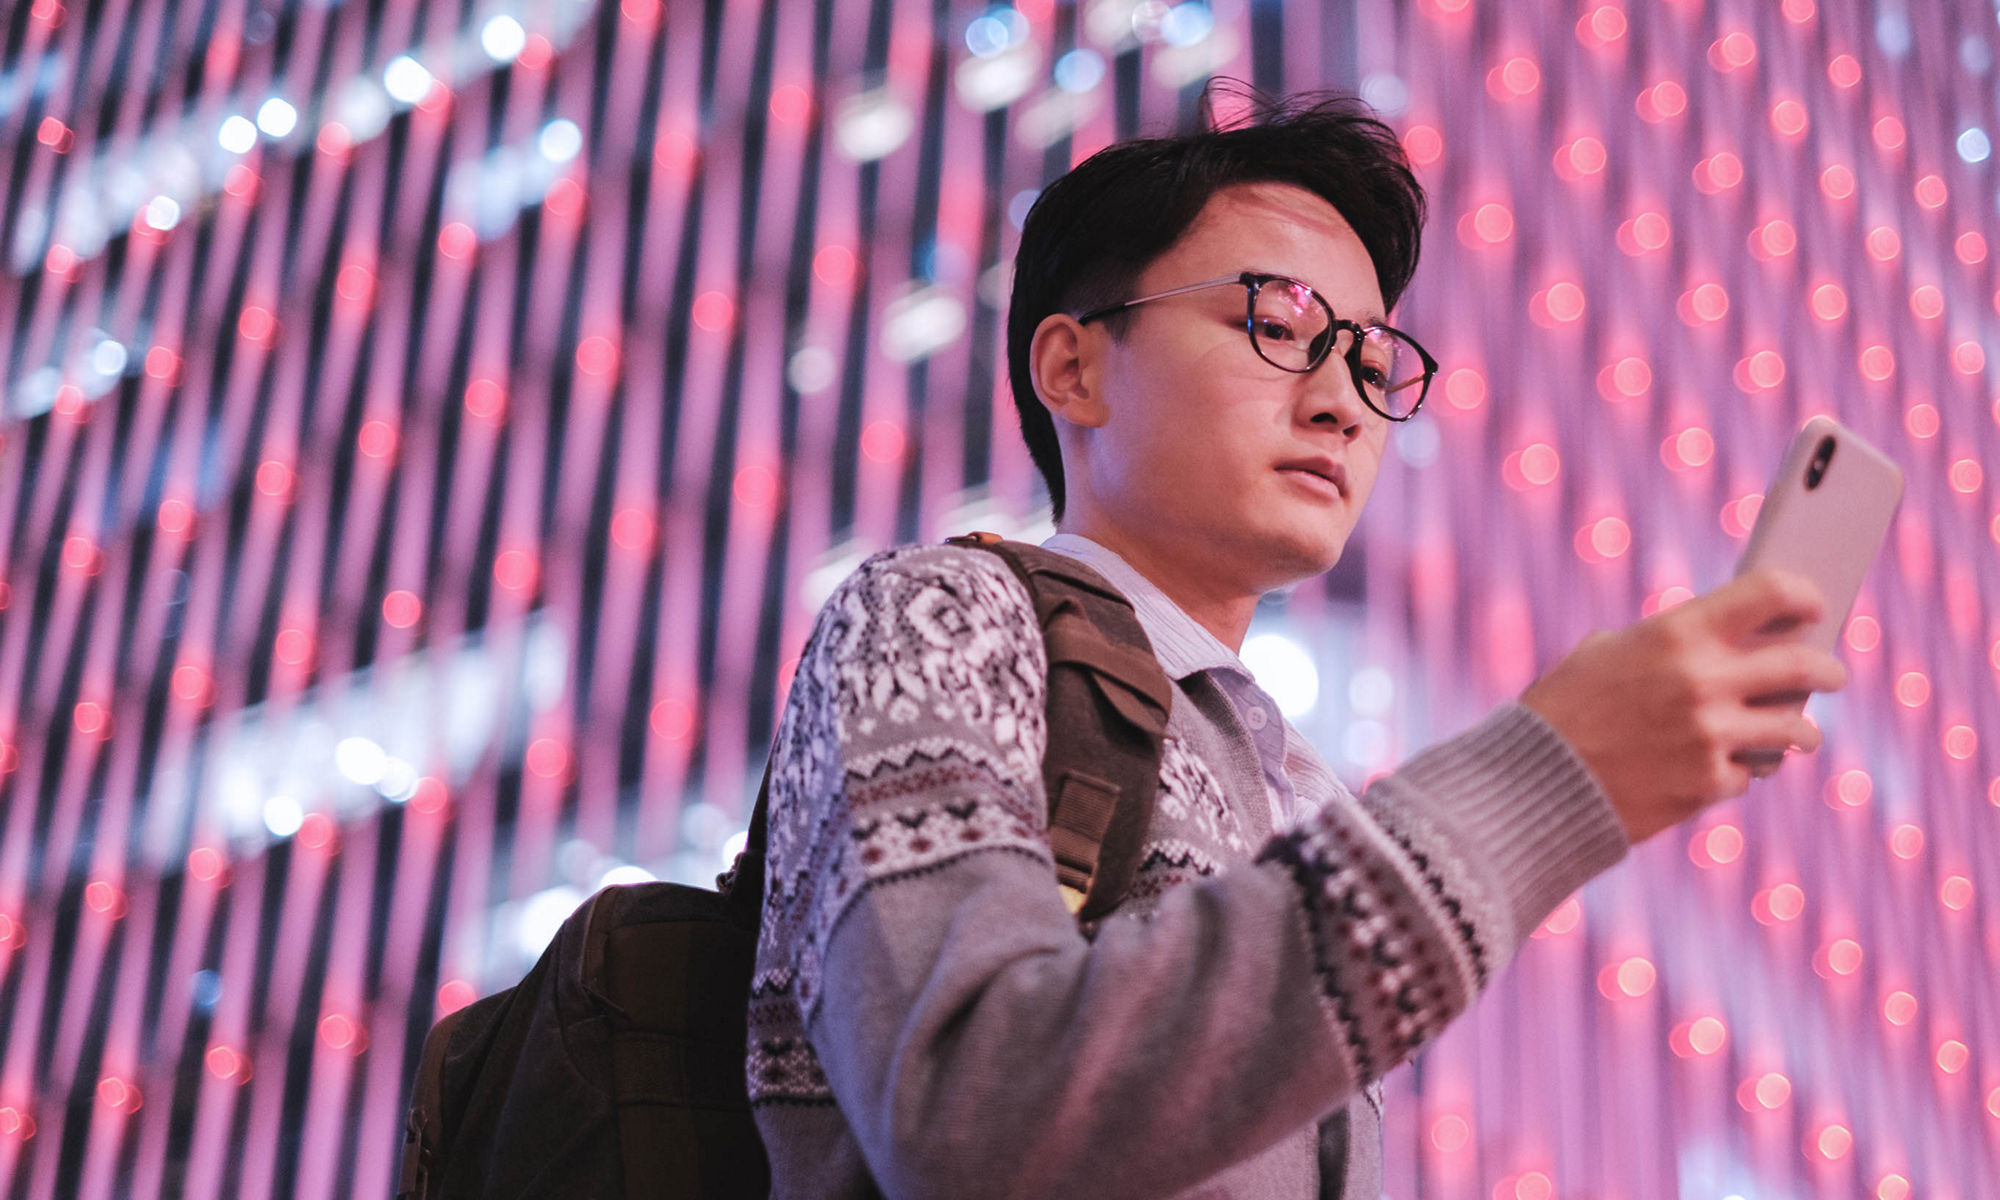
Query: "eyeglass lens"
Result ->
[[1248, 280, 1427, 419]]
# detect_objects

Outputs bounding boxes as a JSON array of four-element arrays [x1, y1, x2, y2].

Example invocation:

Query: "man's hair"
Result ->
[[1005, 82, 1427, 519]]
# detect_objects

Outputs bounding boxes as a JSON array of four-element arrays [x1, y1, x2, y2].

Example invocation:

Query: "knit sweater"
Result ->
[[747, 542, 1629, 1199]]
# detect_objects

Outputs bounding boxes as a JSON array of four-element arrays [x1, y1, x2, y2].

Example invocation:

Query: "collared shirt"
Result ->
[[1041, 533, 1354, 831]]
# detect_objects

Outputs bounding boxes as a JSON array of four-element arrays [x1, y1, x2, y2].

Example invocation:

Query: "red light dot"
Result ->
[[335, 263, 376, 306], [1738, 1071, 1791, 1110], [1533, 895, 1582, 938], [83, 879, 121, 913], [1810, 283, 1847, 321], [1661, 426, 1713, 470], [1941, 874, 1975, 910], [1403, 124, 1444, 166], [1873, 116, 1906, 151], [769, 83, 812, 124], [318, 1012, 359, 1051], [1589, 517, 1630, 559], [144, 346, 181, 382], [1762, 882, 1805, 923], [1689, 1015, 1728, 1054], [1770, 99, 1808, 137], [254, 460, 294, 500], [1915, 174, 1948, 208], [204, 1045, 243, 1080], [1637, 80, 1686, 122], [1894, 670, 1931, 707], [1709, 31, 1757, 70], [610, 506, 656, 551], [73, 701, 109, 738], [437, 979, 477, 1016], [1444, 368, 1486, 410], [1829, 53, 1861, 87], [357, 419, 397, 459], [171, 664, 213, 706], [1866, 226, 1901, 261], [316, 122, 352, 158], [62, 534, 100, 574], [1744, 350, 1786, 389], [1909, 285, 1945, 319], [1694, 822, 1744, 866], [1945, 725, 1979, 759], [544, 177, 586, 217], [1514, 1170, 1553, 1200], [1720, 492, 1763, 538], [44, 243, 78, 278], [691, 291, 735, 332], [1936, 1039, 1969, 1073], [0, 743, 15, 775], [437, 222, 476, 259], [187, 846, 224, 882], [1884, 989, 1918, 1025], [1813, 1123, 1852, 1160], [1953, 341, 1985, 375], [1681, 282, 1729, 325], [381, 590, 422, 629], [860, 419, 907, 463], [813, 245, 857, 287], [1844, 614, 1881, 652], [650, 697, 697, 741], [464, 378, 506, 420], [1903, 402, 1938, 438], [1605, 955, 1655, 997], [493, 548, 539, 591], [621, 0, 661, 26], [1821, 163, 1856, 199], [576, 334, 620, 377], [411, 776, 449, 814], [223, 164, 260, 200], [36, 116, 71, 150], [732, 464, 781, 508], [1819, 937, 1864, 976], [1753, 220, 1797, 258], [1889, 823, 1925, 859], [238, 305, 276, 343], [1487, 56, 1541, 99], [1878, 1175, 1911, 1200], [274, 627, 314, 666], [1829, 768, 1873, 808], [1557, 136, 1607, 178], [298, 812, 335, 850], [96, 1077, 141, 1113], [1859, 345, 1896, 382], [1429, 1113, 1470, 1153], [1470, 202, 1514, 244], [1543, 281, 1585, 323], [526, 736, 569, 779]]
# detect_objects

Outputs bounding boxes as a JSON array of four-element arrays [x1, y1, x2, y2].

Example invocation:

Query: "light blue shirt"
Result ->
[[1041, 534, 1354, 831]]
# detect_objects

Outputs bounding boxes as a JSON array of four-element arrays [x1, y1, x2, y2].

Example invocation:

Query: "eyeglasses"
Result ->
[[1076, 272, 1438, 422]]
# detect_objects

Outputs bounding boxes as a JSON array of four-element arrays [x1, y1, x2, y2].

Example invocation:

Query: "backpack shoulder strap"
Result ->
[[946, 532, 1173, 921], [397, 1004, 467, 1199]]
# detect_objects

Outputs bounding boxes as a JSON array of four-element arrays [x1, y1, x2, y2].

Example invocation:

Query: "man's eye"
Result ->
[[1255, 318, 1296, 342]]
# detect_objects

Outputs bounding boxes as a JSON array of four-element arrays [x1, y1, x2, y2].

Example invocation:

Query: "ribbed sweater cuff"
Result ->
[[1392, 702, 1629, 950]]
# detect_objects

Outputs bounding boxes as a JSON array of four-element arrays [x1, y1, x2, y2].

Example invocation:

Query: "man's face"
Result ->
[[1065, 180, 1396, 595]]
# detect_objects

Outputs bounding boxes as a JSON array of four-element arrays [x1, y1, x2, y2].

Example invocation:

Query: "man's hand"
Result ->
[[1520, 569, 1849, 845]]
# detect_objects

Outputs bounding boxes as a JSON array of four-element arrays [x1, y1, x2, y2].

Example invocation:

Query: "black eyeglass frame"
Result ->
[[1075, 271, 1439, 423]]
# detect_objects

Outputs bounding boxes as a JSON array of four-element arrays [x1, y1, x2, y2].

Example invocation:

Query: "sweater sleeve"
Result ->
[[760, 546, 1627, 1200]]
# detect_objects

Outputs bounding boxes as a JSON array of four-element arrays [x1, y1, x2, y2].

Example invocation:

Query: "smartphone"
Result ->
[[1734, 416, 1905, 656]]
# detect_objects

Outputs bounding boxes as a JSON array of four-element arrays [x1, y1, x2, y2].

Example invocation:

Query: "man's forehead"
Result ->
[[1170, 182, 1387, 319]]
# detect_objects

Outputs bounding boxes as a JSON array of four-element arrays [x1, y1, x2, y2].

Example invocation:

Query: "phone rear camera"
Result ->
[[1804, 436, 1836, 490]]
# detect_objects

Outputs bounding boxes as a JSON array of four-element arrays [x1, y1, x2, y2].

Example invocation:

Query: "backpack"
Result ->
[[397, 535, 1175, 1199]]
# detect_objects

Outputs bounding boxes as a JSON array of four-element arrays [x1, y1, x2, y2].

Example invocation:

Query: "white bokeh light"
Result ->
[[481, 15, 528, 63], [384, 55, 434, 105], [263, 794, 305, 838], [334, 736, 388, 786], [256, 97, 298, 138], [218, 115, 259, 154], [1240, 633, 1320, 719]]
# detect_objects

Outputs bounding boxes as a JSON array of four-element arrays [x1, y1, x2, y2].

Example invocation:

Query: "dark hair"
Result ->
[[1005, 82, 1427, 519]]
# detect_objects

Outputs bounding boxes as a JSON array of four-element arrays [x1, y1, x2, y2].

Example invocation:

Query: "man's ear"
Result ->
[[1028, 313, 1111, 429]]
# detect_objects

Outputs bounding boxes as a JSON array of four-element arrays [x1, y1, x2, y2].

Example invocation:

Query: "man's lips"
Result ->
[[1276, 458, 1349, 498]]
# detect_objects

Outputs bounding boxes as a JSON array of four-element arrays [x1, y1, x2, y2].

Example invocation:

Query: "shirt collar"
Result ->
[[1039, 533, 1248, 682]]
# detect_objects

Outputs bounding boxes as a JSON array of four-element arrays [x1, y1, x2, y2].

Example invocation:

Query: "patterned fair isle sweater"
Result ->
[[747, 542, 1629, 1199]]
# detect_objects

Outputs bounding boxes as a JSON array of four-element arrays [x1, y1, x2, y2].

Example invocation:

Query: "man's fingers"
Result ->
[[1730, 642, 1849, 701], [1702, 569, 1828, 644]]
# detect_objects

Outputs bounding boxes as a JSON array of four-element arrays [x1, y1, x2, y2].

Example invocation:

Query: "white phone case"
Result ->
[[1734, 416, 1905, 656]]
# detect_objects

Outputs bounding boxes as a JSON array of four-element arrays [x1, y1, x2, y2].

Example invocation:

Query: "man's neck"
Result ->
[[1056, 519, 1260, 652]]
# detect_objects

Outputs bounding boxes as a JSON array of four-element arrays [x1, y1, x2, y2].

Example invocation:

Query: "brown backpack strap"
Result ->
[[947, 532, 1173, 921]]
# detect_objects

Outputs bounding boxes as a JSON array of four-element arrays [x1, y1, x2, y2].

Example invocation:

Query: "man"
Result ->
[[745, 89, 1846, 1198]]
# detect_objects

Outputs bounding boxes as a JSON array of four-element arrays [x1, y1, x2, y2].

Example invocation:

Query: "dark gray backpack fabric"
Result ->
[[397, 537, 1172, 1198]]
